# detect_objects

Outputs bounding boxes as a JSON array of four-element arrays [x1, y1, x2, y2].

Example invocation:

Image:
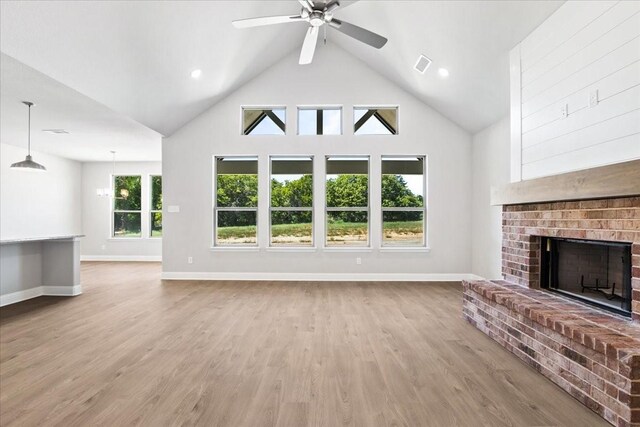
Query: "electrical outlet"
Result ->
[[101, 244, 106, 251], [187, 256, 193, 264], [560, 104, 568, 118], [356, 257, 362, 265], [589, 90, 599, 108]]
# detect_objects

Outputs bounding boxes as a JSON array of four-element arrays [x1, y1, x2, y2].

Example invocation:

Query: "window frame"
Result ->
[[324, 155, 371, 248], [269, 155, 315, 248], [353, 105, 399, 135], [240, 106, 287, 136], [212, 155, 259, 248], [111, 174, 143, 239], [296, 106, 343, 135], [149, 175, 162, 238], [380, 155, 427, 248]]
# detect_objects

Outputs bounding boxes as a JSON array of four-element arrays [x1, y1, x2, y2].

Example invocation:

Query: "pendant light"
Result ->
[[96, 151, 129, 199], [10, 101, 47, 172], [97, 151, 117, 197]]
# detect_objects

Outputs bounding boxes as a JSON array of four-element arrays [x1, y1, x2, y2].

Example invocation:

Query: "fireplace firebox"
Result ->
[[540, 237, 632, 316]]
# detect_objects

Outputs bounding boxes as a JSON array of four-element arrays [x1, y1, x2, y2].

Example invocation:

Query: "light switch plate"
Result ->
[[560, 104, 568, 118], [168, 205, 180, 213], [589, 90, 599, 108]]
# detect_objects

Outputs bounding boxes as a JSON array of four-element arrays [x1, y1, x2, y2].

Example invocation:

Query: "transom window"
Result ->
[[381, 156, 426, 246], [270, 156, 314, 247], [112, 175, 142, 238], [242, 107, 286, 135], [354, 107, 398, 135], [298, 107, 342, 135], [214, 157, 258, 246], [325, 156, 369, 246]]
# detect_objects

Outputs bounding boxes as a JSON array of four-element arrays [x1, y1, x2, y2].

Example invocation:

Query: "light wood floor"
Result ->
[[0, 262, 605, 427]]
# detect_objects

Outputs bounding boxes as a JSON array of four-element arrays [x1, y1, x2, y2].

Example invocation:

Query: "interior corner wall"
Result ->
[[81, 161, 162, 260], [162, 43, 472, 278], [471, 117, 510, 280], [1, 143, 82, 240]]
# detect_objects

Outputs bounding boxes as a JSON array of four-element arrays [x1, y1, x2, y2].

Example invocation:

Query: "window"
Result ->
[[325, 156, 369, 246], [270, 157, 313, 246], [242, 107, 286, 135], [354, 107, 398, 135], [298, 107, 342, 135], [381, 156, 426, 246], [112, 175, 142, 238], [150, 175, 162, 237], [214, 157, 258, 246]]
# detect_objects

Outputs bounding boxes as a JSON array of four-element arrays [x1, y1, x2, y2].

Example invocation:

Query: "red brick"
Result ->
[[464, 278, 640, 427]]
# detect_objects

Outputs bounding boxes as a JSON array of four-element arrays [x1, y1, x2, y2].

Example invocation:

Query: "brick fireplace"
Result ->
[[502, 197, 640, 318], [463, 194, 640, 426]]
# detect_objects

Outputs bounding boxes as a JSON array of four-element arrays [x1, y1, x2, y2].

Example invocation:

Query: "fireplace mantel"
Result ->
[[491, 160, 640, 206]]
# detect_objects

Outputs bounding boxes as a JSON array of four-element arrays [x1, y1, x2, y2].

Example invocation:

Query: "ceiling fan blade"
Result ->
[[298, 0, 313, 13], [232, 15, 304, 29], [299, 26, 319, 65], [329, 18, 387, 49]]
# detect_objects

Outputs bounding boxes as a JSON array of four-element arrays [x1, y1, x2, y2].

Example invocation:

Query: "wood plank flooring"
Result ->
[[0, 262, 606, 426]]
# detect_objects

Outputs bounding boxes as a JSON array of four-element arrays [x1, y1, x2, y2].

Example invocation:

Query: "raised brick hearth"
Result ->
[[464, 195, 640, 426], [463, 280, 640, 426]]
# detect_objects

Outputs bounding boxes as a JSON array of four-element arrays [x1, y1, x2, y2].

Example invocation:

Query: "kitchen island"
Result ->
[[0, 235, 83, 306]]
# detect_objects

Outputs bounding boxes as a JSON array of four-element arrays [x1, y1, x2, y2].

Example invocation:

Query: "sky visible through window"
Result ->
[[298, 109, 341, 135], [250, 109, 286, 135], [322, 109, 341, 135], [298, 110, 316, 135], [354, 109, 395, 135]]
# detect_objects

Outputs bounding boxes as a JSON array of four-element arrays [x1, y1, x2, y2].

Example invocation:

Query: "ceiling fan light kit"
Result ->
[[232, 0, 388, 65]]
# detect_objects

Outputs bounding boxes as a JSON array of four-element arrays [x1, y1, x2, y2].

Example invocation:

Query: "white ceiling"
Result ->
[[0, 0, 563, 154], [0, 53, 161, 162], [0, 1, 318, 137], [333, 1, 564, 133]]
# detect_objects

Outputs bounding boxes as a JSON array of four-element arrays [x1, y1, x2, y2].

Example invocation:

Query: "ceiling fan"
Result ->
[[232, 0, 388, 65]]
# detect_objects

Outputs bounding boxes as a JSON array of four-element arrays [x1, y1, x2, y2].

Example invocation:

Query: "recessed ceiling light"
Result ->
[[414, 55, 432, 74], [438, 68, 449, 78], [42, 129, 69, 134], [190, 69, 202, 79]]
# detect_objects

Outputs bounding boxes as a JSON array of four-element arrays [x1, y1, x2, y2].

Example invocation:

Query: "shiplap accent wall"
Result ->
[[510, 1, 640, 182]]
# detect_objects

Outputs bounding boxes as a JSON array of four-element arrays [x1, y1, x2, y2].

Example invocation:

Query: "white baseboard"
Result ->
[[81, 255, 162, 262], [42, 285, 83, 296], [0, 285, 83, 307], [161, 272, 485, 282], [0, 287, 43, 307]]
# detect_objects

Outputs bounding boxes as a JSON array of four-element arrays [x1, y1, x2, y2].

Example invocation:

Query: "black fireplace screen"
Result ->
[[541, 237, 632, 316]]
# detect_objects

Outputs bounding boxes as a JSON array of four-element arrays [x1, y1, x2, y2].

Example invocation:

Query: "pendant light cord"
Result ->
[[27, 103, 31, 156]]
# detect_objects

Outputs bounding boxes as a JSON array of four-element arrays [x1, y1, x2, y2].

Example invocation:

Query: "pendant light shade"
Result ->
[[10, 155, 47, 171], [11, 101, 47, 172]]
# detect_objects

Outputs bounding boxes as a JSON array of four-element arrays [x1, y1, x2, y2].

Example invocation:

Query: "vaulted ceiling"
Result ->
[[0, 1, 563, 157]]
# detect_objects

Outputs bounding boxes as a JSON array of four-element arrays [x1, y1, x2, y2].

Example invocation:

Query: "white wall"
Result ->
[[1, 143, 82, 240], [162, 43, 472, 279], [471, 117, 510, 279], [81, 161, 162, 260], [510, 0, 640, 181]]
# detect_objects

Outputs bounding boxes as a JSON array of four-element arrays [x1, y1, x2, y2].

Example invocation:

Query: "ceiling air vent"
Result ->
[[414, 55, 432, 74]]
